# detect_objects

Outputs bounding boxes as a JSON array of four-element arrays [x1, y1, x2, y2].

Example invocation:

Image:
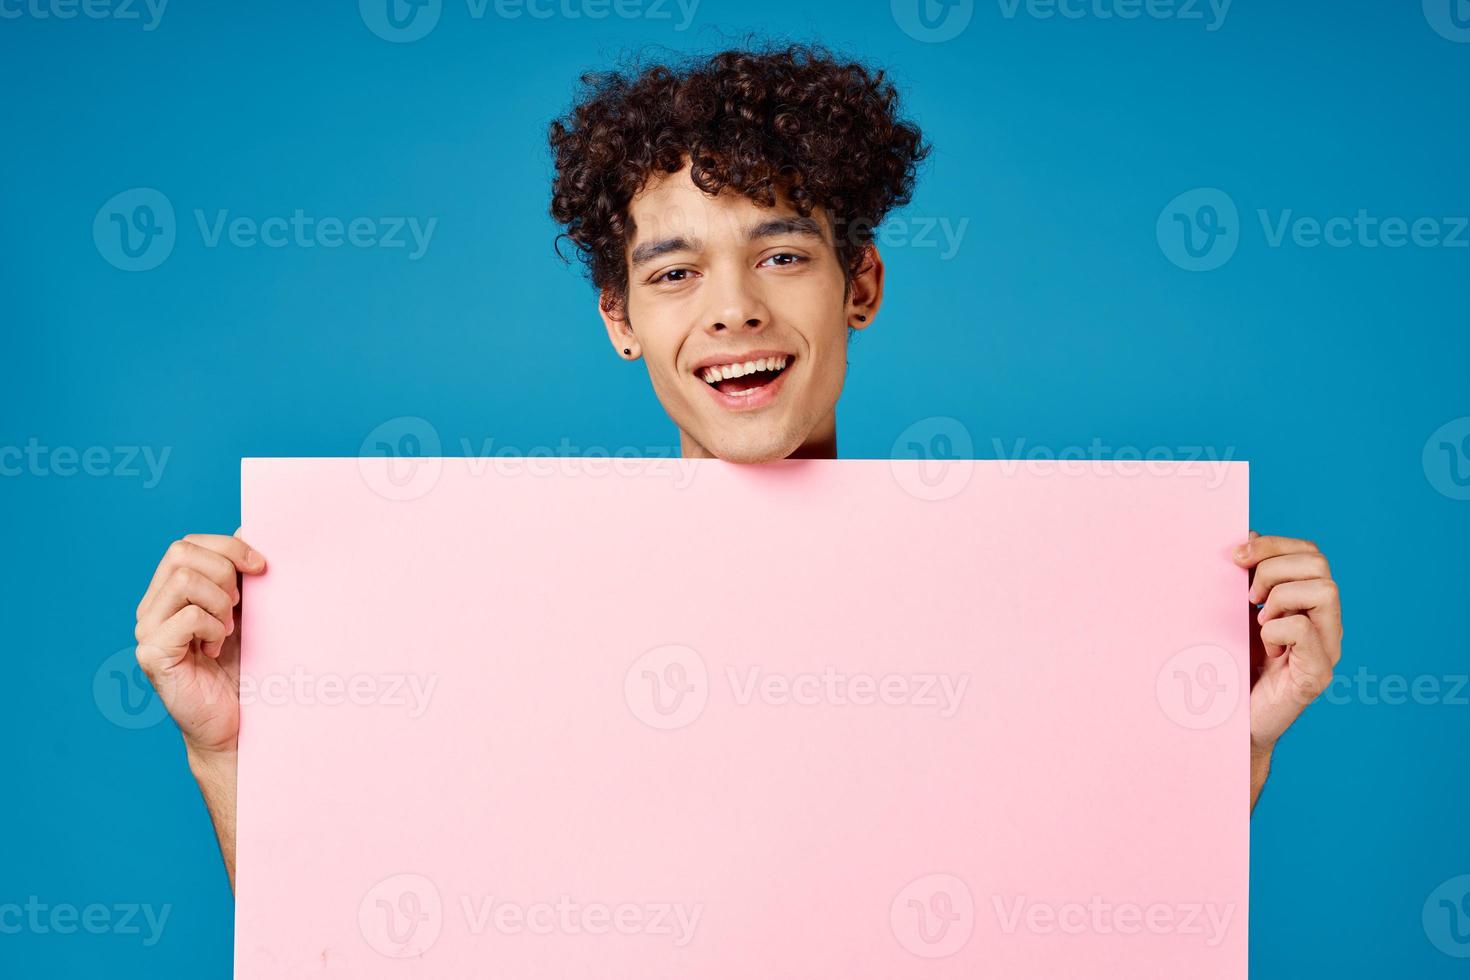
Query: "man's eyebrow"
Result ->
[[630, 235, 700, 269], [628, 216, 826, 269], [748, 216, 826, 243]]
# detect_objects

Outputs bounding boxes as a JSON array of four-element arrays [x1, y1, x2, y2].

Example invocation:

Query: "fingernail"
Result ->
[[246, 549, 263, 568], [1234, 545, 1250, 561]]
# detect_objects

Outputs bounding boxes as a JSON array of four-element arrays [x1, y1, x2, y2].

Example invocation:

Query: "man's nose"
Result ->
[[705, 272, 770, 333], [711, 314, 763, 332]]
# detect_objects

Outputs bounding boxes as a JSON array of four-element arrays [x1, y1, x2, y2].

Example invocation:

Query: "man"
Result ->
[[133, 44, 1343, 889]]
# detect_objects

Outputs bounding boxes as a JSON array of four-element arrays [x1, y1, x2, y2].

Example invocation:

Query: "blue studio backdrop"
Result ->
[[2, 0, 1468, 976]]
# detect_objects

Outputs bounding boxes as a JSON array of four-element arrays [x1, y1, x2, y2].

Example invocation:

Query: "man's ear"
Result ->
[[845, 244, 885, 331], [598, 291, 641, 360]]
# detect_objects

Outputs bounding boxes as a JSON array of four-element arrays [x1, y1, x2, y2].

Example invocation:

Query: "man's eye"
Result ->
[[761, 253, 806, 268], [654, 268, 693, 284]]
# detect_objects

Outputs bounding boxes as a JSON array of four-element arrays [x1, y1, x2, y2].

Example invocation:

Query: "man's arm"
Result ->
[[135, 531, 264, 892], [1249, 739, 1272, 813], [189, 749, 239, 891]]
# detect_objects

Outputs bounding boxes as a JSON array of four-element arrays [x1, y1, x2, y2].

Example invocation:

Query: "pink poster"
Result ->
[[236, 456, 1249, 978]]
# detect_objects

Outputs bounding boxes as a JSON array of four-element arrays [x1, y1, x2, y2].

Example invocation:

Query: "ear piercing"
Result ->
[[623, 348, 632, 356], [855, 315, 867, 322]]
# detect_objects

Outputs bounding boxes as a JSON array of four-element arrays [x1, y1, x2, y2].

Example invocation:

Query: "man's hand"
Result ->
[[134, 530, 265, 888], [1233, 531, 1342, 810]]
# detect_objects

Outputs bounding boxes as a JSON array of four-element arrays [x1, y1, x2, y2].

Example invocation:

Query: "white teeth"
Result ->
[[699, 355, 791, 385]]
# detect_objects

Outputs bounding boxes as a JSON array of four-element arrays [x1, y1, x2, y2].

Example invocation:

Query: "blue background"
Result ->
[[3, 0, 1468, 975]]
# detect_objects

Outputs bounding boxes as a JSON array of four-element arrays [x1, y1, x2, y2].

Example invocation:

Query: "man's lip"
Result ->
[[700, 357, 792, 412], [689, 349, 796, 373]]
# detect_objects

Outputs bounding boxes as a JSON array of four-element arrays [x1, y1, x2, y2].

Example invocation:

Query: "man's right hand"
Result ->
[[134, 531, 266, 759]]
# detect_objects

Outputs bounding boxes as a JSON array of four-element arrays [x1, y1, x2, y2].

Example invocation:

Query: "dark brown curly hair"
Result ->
[[548, 43, 930, 317]]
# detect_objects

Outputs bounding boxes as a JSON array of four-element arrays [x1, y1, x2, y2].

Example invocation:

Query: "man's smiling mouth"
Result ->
[[697, 354, 791, 397]]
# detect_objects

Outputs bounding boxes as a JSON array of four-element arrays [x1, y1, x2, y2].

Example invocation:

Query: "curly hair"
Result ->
[[548, 43, 930, 316]]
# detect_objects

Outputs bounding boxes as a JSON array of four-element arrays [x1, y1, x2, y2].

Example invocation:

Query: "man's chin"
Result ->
[[692, 425, 803, 465], [712, 447, 790, 465]]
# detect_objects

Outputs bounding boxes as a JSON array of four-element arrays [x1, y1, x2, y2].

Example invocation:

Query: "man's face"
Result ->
[[601, 163, 882, 463]]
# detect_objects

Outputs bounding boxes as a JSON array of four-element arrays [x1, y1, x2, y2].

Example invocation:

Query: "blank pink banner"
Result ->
[[237, 456, 1249, 978]]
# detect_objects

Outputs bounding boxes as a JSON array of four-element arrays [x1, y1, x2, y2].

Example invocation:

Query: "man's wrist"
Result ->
[[1250, 734, 1276, 763], [186, 744, 238, 785], [1249, 735, 1274, 814]]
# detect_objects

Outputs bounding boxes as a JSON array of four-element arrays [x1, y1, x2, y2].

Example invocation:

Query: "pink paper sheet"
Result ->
[[237, 457, 1249, 978]]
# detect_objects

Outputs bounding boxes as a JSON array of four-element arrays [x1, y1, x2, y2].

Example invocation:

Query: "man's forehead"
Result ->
[[626, 172, 831, 245]]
